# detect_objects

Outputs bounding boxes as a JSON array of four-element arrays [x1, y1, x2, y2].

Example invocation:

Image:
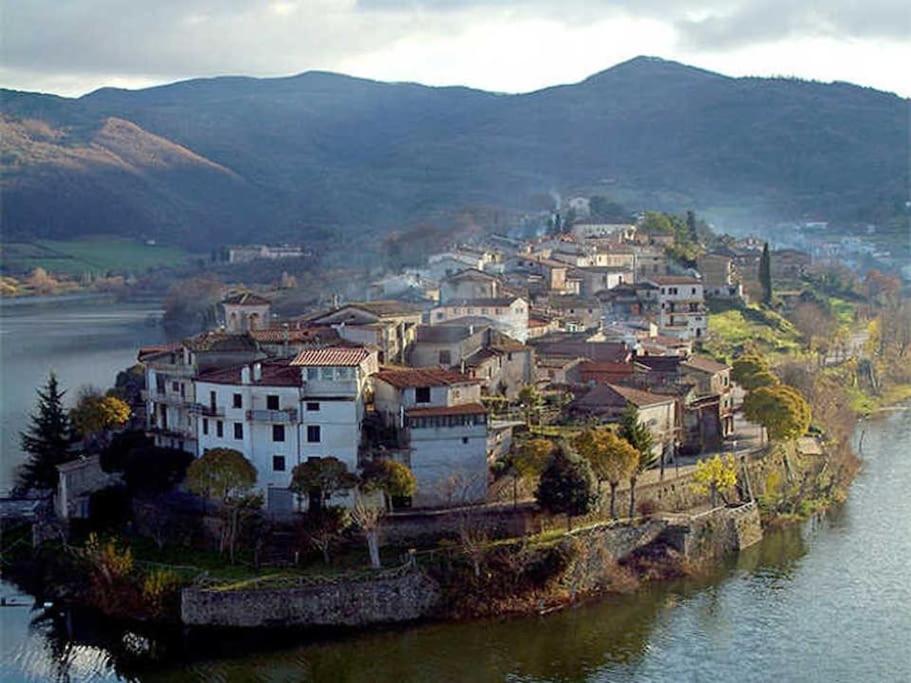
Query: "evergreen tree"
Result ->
[[16, 372, 75, 493], [535, 445, 598, 530], [686, 210, 699, 243], [618, 403, 655, 517], [759, 242, 772, 305]]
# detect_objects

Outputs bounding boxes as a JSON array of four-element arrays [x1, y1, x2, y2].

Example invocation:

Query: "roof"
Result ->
[[406, 402, 487, 417], [137, 343, 182, 361], [184, 331, 259, 353], [635, 355, 682, 373], [290, 347, 373, 367], [576, 383, 674, 409], [250, 326, 341, 344], [318, 300, 424, 319], [197, 360, 303, 387], [416, 324, 488, 343], [530, 339, 631, 363], [436, 297, 520, 308], [443, 268, 498, 282], [223, 292, 270, 306], [681, 355, 731, 374], [650, 276, 701, 286], [374, 367, 479, 388]]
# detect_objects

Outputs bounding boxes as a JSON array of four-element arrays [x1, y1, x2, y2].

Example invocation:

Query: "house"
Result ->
[[571, 222, 636, 242], [544, 296, 603, 331], [697, 251, 744, 300], [570, 384, 677, 460], [223, 292, 272, 333], [463, 338, 535, 399], [504, 255, 575, 295], [771, 248, 812, 282], [249, 325, 341, 358], [56, 456, 120, 520], [578, 360, 637, 385], [430, 296, 529, 343], [373, 368, 490, 506], [225, 245, 307, 263], [140, 333, 264, 453], [408, 324, 491, 368], [574, 266, 633, 297], [680, 355, 735, 439], [310, 301, 424, 364], [633, 248, 668, 281], [440, 269, 502, 303], [193, 347, 378, 512], [650, 276, 706, 341]]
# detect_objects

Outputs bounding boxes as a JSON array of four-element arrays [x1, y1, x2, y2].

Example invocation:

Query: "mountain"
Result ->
[[2, 57, 907, 248]]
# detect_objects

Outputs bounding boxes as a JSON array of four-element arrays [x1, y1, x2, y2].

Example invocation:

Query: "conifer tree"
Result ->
[[16, 372, 75, 493], [759, 242, 772, 305]]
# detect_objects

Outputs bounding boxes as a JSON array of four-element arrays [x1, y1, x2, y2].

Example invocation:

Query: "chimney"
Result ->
[[253, 362, 262, 382], [241, 366, 250, 385], [282, 323, 290, 357]]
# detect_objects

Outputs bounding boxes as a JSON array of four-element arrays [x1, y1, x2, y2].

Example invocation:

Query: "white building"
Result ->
[[373, 368, 489, 506], [430, 296, 528, 343], [651, 276, 707, 341], [193, 347, 378, 512]]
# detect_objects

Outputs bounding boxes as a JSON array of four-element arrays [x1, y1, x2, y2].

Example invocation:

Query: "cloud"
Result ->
[[0, 1, 908, 97]]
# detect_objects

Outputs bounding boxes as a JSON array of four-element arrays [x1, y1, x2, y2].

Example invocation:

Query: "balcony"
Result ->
[[148, 424, 196, 440], [188, 403, 225, 417], [142, 390, 195, 407], [246, 408, 299, 423]]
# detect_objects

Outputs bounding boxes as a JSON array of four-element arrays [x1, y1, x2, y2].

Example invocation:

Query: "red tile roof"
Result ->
[[681, 355, 731, 373], [406, 402, 487, 417], [650, 275, 701, 286], [223, 291, 271, 306], [374, 367, 479, 388], [250, 326, 341, 344], [196, 360, 303, 387], [290, 347, 373, 367]]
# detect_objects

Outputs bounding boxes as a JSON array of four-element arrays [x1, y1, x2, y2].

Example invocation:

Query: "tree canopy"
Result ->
[[360, 459, 417, 509], [535, 446, 598, 526], [692, 455, 738, 506], [186, 448, 257, 503], [70, 390, 131, 438], [618, 404, 655, 469], [743, 385, 811, 442], [290, 457, 358, 510], [732, 354, 779, 390]]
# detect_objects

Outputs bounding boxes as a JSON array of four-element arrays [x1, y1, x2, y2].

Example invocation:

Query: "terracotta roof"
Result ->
[[184, 331, 259, 352], [196, 360, 303, 387], [374, 367, 478, 388], [406, 402, 487, 417], [681, 355, 731, 374], [290, 347, 372, 367], [436, 297, 520, 308], [137, 343, 181, 361], [608, 383, 675, 407], [576, 383, 674, 409], [223, 292, 270, 306], [339, 300, 424, 317], [443, 268, 498, 282]]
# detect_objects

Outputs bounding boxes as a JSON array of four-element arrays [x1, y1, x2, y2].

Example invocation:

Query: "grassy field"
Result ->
[[704, 301, 803, 359], [0, 236, 191, 276]]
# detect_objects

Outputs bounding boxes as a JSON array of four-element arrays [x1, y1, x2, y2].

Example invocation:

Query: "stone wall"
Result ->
[[660, 502, 762, 564], [181, 569, 441, 628]]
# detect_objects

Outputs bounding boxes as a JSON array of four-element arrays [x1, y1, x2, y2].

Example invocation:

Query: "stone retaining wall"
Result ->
[[660, 502, 762, 563], [181, 569, 441, 628]]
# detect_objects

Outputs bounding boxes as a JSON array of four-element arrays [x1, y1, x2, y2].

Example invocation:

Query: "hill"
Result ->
[[1, 57, 908, 248]]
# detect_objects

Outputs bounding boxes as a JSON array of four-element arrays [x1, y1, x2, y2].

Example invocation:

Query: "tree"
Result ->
[[535, 446, 598, 530], [186, 448, 260, 561], [504, 437, 553, 506], [70, 389, 131, 440], [517, 384, 543, 426], [120, 446, 194, 495], [16, 372, 75, 493], [791, 302, 836, 365], [290, 457, 359, 512], [743, 385, 811, 442], [759, 242, 772, 305], [732, 354, 779, 390], [298, 507, 350, 565], [574, 428, 639, 519], [685, 210, 699, 243], [692, 455, 738, 507], [640, 211, 675, 235], [359, 459, 417, 510], [351, 498, 384, 569], [618, 404, 655, 517]]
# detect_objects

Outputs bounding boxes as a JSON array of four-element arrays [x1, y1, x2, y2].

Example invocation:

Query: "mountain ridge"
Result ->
[[1, 56, 907, 248]]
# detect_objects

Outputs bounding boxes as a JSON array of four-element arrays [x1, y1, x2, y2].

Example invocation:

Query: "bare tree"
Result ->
[[351, 499, 384, 569]]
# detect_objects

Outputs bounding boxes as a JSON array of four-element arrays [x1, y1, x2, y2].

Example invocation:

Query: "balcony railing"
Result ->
[[246, 409, 299, 423], [188, 403, 224, 417], [142, 390, 196, 407]]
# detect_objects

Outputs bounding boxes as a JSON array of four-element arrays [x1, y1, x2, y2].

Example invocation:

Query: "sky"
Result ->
[[1, 1, 909, 98]]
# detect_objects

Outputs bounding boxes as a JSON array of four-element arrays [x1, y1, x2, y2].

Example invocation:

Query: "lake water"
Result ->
[[1, 298, 910, 682], [0, 295, 167, 490]]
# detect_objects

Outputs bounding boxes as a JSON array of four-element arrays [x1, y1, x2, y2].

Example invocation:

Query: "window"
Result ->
[[266, 394, 279, 410], [415, 386, 431, 403], [436, 312, 444, 320], [307, 368, 319, 381], [692, 287, 697, 294], [234, 422, 243, 440], [272, 455, 286, 472], [209, 390, 216, 410], [438, 350, 451, 365], [307, 425, 321, 443], [202, 418, 209, 435], [306, 402, 320, 412], [216, 420, 223, 438], [272, 424, 285, 442], [462, 437, 469, 445], [179, 383, 185, 398], [172, 381, 179, 392], [232, 393, 242, 408], [320, 367, 334, 381]]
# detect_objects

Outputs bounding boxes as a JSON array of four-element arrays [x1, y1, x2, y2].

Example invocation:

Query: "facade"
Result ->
[[439, 269, 502, 303], [651, 276, 707, 341], [310, 301, 423, 364], [226, 245, 307, 263], [373, 368, 489, 506], [697, 252, 744, 300], [575, 266, 633, 296], [193, 347, 378, 512], [430, 297, 528, 343], [223, 292, 272, 334]]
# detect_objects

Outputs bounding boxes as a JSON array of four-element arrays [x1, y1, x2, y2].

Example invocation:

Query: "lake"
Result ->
[[1, 298, 910, 682]]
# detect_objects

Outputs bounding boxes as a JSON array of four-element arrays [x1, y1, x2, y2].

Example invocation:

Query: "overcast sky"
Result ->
[[2, 1, 909, 97]]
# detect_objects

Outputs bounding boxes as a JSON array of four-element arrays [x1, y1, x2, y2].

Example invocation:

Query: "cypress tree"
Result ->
[[16, 372, 75, 493], [686, 210, 699, 243], [759, 242, 772, 305]]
